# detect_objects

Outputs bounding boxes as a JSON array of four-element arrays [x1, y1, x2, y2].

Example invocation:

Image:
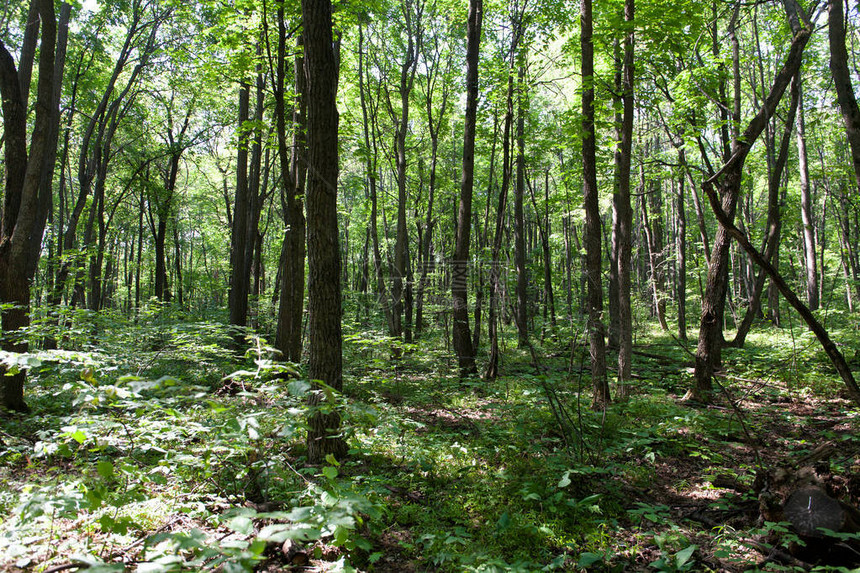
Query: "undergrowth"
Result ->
[[1, 308, 859, 571]]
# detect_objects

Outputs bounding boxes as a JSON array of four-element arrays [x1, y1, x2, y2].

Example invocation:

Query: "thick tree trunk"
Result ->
[[452, 0, 481, 376], [0, 0, 57, 412], [302, 0, 347, 463], [829, 0, 860, 194]]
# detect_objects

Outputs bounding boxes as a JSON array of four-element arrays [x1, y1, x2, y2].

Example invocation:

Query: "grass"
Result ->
[[1, 308, 860, 571]]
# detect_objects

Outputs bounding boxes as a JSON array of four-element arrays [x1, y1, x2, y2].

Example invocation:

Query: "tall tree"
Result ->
[[581, 0, 610, 407], [796, 73, 817, 311], [514, 62, 529, 346], [613, 0, 634, 395], [228, 81, 251, 335], [691, 0, 811, 402], [386, 0, 423, 344], [829, 0, 860, 194], [303, 0, 347, 463], [0, 0, 59, 411], [451, 0, 482, 377]]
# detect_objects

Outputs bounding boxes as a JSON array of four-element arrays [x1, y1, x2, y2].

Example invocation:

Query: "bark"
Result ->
[[514, 63, 528, 347], [452, 0, 482, 377], [229, 82, 251, 333], [275, 23, 306, 363], [829, 0, 860, 194], [692, 0, 811, 402], [582, 0, 610, 407], [0, 0, 57, 412], [302, 0, 347, 463]]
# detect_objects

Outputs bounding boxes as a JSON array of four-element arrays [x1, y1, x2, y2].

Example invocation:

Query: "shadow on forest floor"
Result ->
[[2, 320, 860, 571]]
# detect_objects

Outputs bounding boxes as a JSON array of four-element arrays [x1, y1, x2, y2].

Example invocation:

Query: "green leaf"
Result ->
[[322, 466, 338, 480], [97, 460, 114, 479], [676, 544, 697, 568], [227, 515, 256, 535], [578, 552, 604, 568], [496, 512, 511, 531], [325, 453, 341, 467], [558, 471, 571, 488]]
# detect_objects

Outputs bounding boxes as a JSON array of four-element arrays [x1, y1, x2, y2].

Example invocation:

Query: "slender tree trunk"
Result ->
[[581, 0, 610, 407], [676, 174, 687, 341], [692, 0, 810, 401], [275, 24, 307, 362], [452, 0, 482, 376], [229, 82, 251, 336], [614, 0, 634, 392], [514, 63, 528, 346]]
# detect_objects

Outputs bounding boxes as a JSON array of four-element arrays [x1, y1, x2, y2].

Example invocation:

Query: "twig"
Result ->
[[42, 564, 89, 573]]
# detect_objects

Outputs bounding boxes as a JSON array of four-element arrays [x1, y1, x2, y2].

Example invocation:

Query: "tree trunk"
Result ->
[[229, 82, 251, 336], [514, 63, 528, 347], [829, 0, 860, 195], [0, 0, 58, 412], [615, 0, 634, 392], [302, 0, 347, 463], [452, 0, 482, 376], [691, 0, 810, 402], [275, 27, 307, 363], [581, 0, 610, 407]]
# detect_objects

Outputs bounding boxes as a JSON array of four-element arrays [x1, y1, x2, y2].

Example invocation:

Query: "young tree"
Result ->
[[303, 0, 347, 463]]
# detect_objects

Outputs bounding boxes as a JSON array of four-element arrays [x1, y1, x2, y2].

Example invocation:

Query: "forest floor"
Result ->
[[2, 308, 860, 572]]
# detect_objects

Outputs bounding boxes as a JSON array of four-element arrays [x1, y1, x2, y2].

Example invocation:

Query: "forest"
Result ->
[[4, 0, 860, 570]]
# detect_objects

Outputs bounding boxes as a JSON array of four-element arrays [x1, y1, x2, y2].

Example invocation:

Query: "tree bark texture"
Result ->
[[302, 0, 347, 463], [0, 0, 57, 412]]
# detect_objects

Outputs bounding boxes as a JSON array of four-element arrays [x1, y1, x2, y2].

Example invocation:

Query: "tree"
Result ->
[[273, 9, 306, 363], [0, 0, 61, 411], [691, 0, 811, 402], [612, 0, 634, 395], [581, 0, 610, 407], [303, 0, 347, 463], [451, 0, 482, 377]]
